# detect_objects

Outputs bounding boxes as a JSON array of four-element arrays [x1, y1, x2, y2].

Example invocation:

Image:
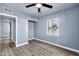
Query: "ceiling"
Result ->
[[0, 3, 78, 18]]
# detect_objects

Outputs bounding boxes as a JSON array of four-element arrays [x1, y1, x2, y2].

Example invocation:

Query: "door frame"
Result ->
[[0, 13, 17, 47]]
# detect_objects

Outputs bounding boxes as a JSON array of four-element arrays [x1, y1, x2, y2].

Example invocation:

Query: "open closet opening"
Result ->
[[28, 20, 37, 40]]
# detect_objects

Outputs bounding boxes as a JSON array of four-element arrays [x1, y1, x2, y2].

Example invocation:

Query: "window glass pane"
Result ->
[[47, 18, 60, 36]]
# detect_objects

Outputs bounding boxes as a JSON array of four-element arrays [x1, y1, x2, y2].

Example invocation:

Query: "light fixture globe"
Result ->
[[36, 3, 42, 8]]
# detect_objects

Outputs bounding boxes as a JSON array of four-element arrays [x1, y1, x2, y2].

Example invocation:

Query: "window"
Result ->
[[47, 18, 60, 36]]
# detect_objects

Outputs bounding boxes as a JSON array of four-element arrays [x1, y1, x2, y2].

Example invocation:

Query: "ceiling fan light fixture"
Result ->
[[36, 3, 42, 8], [25, 3, 53, 13]]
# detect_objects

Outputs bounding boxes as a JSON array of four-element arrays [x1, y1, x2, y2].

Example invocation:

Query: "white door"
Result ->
[[1, 22, 10, 37]]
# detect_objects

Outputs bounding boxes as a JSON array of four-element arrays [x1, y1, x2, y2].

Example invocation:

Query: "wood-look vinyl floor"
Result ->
[[0, 38, 79, 56]]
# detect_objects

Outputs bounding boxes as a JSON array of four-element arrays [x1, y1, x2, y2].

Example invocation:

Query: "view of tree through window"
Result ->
[[47, 18, 60, 36]]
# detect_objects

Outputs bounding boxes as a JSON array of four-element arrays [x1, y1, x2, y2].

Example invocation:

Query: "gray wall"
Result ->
[[35, 6, 79, 50], [17, 17, 28, 45], [0, 16, 1, 35], [1, 22, 10, 35], [1, 17, 10, 35]]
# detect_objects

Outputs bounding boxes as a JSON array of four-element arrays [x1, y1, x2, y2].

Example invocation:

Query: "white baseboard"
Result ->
[[28, 38, 35, 41], [16, 42, 28, 47], [33, 38, 79, 53]]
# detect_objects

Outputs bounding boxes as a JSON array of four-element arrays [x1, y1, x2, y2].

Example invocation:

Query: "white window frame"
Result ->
[[47, 18, 60, 36]]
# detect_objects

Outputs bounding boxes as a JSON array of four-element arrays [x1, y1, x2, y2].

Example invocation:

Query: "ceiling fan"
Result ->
[[25, 3, 53, 13]]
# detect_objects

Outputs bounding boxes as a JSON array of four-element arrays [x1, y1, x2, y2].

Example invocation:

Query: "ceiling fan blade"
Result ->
[[25, 4, 36, 8], [38, 8, 41, 13], [42, 3, 53, 8]]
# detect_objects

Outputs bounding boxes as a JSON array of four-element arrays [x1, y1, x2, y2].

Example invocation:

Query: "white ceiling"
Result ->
[[1, 3, 78, 18]]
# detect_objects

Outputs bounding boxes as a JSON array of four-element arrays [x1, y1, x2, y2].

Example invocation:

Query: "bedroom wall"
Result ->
[[0, 16, 1, 35], [35, 5, 79, 50], [0, 4, 38, 47], [1, 18, 10, 35]]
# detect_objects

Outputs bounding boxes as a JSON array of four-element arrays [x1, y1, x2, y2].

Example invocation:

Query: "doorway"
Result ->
[[28, 21, 34, 40], [28, 20, 37, 40], [0, 13, 17, 49]]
